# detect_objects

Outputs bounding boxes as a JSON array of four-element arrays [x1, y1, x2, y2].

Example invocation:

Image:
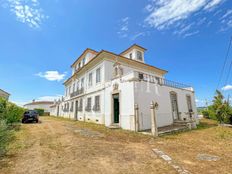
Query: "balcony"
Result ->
[[136, 72, 193, 91], [70, 88, 84, 98]]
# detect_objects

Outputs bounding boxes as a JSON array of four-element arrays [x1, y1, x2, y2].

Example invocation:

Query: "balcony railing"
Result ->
[[137, 72, 193, 91], [70, 88, 84, 98]]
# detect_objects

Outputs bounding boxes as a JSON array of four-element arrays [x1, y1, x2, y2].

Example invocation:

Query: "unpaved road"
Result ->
[[1, 117, 232, 174], [0, 117, 175, 174]]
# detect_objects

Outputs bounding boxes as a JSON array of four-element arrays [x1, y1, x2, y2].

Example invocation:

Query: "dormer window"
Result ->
[[78, 62, 81, 69], [83, 57, 86, 65], [136, 51, 143, 61], [129, 53, 132, 59]]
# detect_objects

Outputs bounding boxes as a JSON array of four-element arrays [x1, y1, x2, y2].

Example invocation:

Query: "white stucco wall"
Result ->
[[134, 81, 197, 130]]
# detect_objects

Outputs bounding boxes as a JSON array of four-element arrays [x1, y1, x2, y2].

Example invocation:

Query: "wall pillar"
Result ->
[[134, 104, 139, 132], [150, 101, 158, 137]]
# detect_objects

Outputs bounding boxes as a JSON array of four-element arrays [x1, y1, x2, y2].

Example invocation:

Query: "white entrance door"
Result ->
[[170, 92, 179, 120]]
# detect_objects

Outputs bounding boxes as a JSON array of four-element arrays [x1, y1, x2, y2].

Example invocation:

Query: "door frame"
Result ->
[[111, 91, 121, 125], [170, 91, 180, 121], [74, 100, 78, 120]]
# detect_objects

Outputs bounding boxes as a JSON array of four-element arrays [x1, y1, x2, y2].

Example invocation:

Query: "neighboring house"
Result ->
[[0, 89, 10, 100], [24, 100, 54, 114], [51, 44, 198, 131]]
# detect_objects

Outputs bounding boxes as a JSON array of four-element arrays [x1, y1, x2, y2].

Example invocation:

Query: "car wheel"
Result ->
[[36, 119, 39, 123]]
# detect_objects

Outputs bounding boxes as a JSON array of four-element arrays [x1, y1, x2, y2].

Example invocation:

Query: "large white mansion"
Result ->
[[51, 44, 197, 131]]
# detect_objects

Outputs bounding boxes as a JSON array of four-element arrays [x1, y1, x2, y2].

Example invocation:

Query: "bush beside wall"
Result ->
[[34, 108, 45, 116], [0, 97, 25, 157]]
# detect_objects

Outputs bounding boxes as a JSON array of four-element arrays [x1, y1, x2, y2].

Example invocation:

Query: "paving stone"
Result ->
[[197, 154, 220, 161]]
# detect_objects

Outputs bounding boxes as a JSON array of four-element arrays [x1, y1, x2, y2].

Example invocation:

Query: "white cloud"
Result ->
[[2, 0, 47, 28], [219, 9, 232, 31], [35, 71, 66, 81], [117, 17, 130, 38], [144, 0, 226, 36], [204, 0, 224, 10], [222, 85, 232, 91], [131, 32, 147, 40], [184, 30, 199, 38]]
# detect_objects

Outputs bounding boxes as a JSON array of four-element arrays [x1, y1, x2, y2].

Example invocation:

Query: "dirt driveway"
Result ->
[[0, 116, 174, 174], [0, 117, 232, 174]]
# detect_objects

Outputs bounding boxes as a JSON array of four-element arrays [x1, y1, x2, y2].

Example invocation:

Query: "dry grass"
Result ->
[[0, 117, 232, 174]]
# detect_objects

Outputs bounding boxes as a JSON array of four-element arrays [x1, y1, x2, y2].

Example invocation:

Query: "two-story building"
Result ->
[[51, 44, 197, 131]]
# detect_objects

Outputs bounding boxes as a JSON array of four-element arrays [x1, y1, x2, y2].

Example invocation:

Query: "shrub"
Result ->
[[202, 110, 209, 118], [0, 97, 7, 120], [6, 102, 25, 124], [0, 97, 24, 157], [34, 108, 45, 116], [0, 120, 14, 157]]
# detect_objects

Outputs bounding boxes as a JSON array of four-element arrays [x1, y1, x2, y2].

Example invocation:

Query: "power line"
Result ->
[[217, 36, 232, 90], [224, 48, 232, 87]]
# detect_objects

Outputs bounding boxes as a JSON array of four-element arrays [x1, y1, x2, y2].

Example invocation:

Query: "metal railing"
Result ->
[[70, 88, 84, 98], [137, 72, 192, 90], [162, 79, 192, 90]]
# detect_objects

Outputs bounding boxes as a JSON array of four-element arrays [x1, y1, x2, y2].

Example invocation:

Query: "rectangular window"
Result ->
[[70, 102, 74, 112], [67, 102, 70, 110], [76, 81, 79, 91], [81, 78, 84, 88], [129, 53, 132, 59], [186, 95, 193, 112], [136, 51, 142, 61], [85, 97, 91, 111], [79, 98, 83, 111], [88, 73, 92, 87], [83, 57, 86, 65], [155, 77, 160, 85], [78, 62, 81, 69], [94, 95, 100, 111], [73, 83, 75, 92], [65, 88, 68, 96], [69, 86, 71, 94], [96, 68, 101, 83]]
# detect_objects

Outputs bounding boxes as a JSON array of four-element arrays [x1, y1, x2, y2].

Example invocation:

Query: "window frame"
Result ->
[[94, 95, 100, 111], [136, 51, 143, 61], [96, 67, 101, 84], [88, 72, 93, 87]]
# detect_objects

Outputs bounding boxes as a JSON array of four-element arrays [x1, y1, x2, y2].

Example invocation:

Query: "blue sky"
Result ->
[[0, 0, 232, 107]]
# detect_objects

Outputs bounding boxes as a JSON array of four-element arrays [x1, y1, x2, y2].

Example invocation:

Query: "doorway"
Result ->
[[113, 94, 120, 124], [75, 100, 78, 120], [170, 92, 179, 120]]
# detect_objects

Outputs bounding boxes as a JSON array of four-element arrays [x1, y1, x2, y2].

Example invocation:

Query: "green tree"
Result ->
[[212, 90, 232, 123]]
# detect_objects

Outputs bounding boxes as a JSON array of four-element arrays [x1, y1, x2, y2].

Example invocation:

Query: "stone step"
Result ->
[[108, 124, 120, 129], [158, 126, 188, 135]]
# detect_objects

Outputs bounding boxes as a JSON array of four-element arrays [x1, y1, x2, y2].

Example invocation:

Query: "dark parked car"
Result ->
[[22, 110, 39, 123]]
